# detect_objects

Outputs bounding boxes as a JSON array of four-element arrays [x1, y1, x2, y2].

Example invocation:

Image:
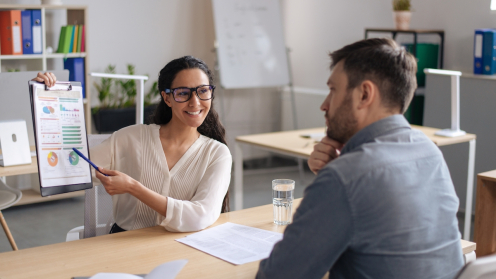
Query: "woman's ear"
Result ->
[[162, 91, 171, 107]]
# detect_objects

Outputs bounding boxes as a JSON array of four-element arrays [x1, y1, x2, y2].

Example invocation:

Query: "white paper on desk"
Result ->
[[88, 259, 187, 279], [176, 222, 283, 265]]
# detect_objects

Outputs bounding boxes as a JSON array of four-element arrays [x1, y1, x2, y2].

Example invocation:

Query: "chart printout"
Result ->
[[32, 83, 91, 187]]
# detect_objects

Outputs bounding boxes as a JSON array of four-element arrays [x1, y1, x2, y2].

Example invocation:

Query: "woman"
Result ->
[[33, 56, 232, 233]]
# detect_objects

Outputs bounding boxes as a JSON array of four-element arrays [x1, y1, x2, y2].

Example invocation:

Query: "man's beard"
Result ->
[[325, 94, 358, 144]]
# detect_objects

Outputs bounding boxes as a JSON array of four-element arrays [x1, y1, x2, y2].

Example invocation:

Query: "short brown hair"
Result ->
[[330, 38, 417, 113]]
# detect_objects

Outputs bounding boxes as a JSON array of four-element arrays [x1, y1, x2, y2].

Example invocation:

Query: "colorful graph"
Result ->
[[47, 152, 58, 167], [69, 151, 79, 166], [60, 104, 80, 112], [43, 106, 55, 114]]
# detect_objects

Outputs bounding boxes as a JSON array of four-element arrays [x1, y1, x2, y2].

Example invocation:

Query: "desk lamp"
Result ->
[[424, 68, 466, 137]]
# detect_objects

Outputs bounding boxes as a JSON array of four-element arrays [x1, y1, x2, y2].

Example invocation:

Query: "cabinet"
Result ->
[[0, 4, 91, 133]]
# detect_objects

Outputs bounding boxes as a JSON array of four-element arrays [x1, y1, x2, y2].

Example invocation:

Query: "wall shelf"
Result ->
[[0, 4, 91, 134]]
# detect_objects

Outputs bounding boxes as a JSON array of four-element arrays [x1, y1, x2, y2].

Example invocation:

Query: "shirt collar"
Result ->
[[340, 114, 411, 155]]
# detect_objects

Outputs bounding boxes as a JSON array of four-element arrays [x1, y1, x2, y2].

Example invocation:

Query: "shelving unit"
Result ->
[[365, 28, 445, 126], [0, 5, 91, 206], [0, 4, 91, 133]]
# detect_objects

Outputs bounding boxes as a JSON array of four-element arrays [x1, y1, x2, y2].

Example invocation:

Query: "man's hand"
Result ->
[[308, 136, 344, 174]]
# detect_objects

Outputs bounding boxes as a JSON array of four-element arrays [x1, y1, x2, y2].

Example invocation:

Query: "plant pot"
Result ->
[[92, 104, 158, 134], [393, 11, 412, 30]]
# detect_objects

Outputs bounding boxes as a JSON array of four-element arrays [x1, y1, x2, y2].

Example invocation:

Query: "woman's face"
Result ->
[[162, 68, 212, 128]]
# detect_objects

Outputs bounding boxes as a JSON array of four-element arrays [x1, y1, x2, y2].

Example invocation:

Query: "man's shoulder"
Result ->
[[326, 128, 443, 183]]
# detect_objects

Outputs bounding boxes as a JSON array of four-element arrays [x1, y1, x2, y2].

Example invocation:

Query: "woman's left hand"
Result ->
[[95, 167, 140, 195]]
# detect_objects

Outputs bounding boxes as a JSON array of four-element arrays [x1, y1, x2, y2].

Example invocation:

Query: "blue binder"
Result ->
[[474, 29, 489, 74], [31, 10, 42, 54], [482, 29, 496, 75], [21, 10, 33, 54], [64, 58, 86, 98]]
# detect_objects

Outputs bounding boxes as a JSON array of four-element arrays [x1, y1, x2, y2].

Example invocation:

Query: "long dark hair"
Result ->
[[151, 56, 230, 213]]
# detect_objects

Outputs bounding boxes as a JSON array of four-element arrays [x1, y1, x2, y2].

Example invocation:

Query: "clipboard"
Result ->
[[28, 81, 92, 197]]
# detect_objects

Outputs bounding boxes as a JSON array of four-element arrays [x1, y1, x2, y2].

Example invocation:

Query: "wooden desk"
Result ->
[[474, 170, 496, 257], [235, 125, 477, 240], [0, 199, 476, 279], [0, 147, 84, 206]]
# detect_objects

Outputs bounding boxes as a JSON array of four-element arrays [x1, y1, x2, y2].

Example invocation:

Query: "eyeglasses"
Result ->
[[165, 85, 215, 103]]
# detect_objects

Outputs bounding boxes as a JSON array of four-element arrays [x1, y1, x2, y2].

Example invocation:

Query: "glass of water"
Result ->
[[272, 179, 295, 225]]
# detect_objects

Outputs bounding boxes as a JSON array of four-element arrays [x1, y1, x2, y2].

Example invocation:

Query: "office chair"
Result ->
[[456, 253, 496, 279], [0, 178, 22, 250], [66, 134, 114, 241]]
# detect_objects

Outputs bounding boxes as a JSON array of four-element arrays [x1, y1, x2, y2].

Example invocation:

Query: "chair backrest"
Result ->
[[0, 178, 22, 210], [83, 185, 114, 238], [83, 134, 113, 238], [456, 254, 496, 279]]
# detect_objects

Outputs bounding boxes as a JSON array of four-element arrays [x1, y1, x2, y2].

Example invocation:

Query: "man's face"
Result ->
[[321, 61, 358, 144]]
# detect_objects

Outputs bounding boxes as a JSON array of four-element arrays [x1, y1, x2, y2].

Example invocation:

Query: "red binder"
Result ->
[[0, 10, 23, 55]]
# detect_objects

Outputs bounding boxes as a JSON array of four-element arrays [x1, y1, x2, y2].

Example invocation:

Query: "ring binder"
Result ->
[[45, 81, 73, 91]]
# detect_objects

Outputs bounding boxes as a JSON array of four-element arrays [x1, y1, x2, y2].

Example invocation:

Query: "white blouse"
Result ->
[[90, 124, 232, 232]]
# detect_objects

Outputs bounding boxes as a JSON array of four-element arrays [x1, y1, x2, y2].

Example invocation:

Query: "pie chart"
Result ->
[[47, 152, 58, 167], [69, 151, 79, 166], [43, 106, 55, 114]]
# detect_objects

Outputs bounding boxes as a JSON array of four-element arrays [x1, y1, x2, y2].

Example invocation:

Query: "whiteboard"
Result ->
[[212, 0, 290, 89]]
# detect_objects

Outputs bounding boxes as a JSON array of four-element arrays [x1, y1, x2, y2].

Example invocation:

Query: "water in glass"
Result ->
[[272, 179, 295, 225]]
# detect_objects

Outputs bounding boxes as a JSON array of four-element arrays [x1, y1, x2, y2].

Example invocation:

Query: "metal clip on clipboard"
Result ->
[[45, 81, 73, 91]]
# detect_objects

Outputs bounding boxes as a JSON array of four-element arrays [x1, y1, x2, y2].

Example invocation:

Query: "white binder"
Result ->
[[0, 120, 32, 167]]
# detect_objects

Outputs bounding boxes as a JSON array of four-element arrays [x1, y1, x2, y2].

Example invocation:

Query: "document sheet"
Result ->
[[176, 222, 283, 265], [79, 259, 188, 279], [31, 83, 91, 187]]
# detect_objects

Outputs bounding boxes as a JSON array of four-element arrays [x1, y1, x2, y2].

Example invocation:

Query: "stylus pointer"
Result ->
[[72, 148, 108, 176]]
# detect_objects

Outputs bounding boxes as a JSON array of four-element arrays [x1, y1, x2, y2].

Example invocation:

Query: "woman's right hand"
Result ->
[[32, 72, 57, 87]]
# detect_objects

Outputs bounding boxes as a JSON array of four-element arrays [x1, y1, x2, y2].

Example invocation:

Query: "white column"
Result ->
[[136, 78, 145, 124]]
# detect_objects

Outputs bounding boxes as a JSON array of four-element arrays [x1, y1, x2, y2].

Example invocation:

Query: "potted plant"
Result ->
[[393, 0, 412, 30], [92, 64, 161, 133]]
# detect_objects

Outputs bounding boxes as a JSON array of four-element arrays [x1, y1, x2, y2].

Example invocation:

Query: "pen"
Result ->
[[72, 148, 108, 176]]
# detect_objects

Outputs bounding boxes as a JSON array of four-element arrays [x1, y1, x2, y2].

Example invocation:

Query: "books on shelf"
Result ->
[[474, 29, 496, 75], [57, 24, 85, 54], [0, 9, 43, 55]]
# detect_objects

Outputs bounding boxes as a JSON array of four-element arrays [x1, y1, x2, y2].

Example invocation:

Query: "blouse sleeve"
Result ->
[[159, 144, 232, 232]]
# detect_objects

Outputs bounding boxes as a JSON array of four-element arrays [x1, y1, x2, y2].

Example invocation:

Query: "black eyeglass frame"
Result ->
[[165, 85, 216, 103]]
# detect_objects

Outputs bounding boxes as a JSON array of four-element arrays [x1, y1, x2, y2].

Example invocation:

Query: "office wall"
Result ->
[[0, 0, 282, 163], [280, 0, 496, 129]]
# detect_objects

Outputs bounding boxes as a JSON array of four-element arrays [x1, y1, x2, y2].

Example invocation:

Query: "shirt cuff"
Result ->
[[160, 197, 175, 227]]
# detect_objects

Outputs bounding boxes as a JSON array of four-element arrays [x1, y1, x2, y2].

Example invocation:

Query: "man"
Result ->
[[256, 38, 464, 279]]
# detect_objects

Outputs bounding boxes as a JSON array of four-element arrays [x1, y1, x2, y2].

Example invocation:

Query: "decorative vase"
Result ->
[[393, 11, 412, 30], [41, 0, 63, 5]]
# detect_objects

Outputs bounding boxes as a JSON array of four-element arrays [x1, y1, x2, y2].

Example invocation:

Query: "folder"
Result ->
[[68, 25, 75, 53], [77, 24, 83, 53], [474, 29, 488, 74], [0, 10, 23, 55], [80, 25, 85, 52], [21, 10, 33, 54], [57, 25, 73, 53], [64, 58, 86, 98], [72, 25, 78, 53], [31, 9, 42, 54], [482, 29, 496, 75], [57, 25, 67, 53]]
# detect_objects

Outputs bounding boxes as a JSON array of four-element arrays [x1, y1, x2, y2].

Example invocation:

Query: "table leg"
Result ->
[[297, 159, 305, 185], [474, 176, 496, 257], [234, 142, 243, 211], [463, 139, 476, 240]]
